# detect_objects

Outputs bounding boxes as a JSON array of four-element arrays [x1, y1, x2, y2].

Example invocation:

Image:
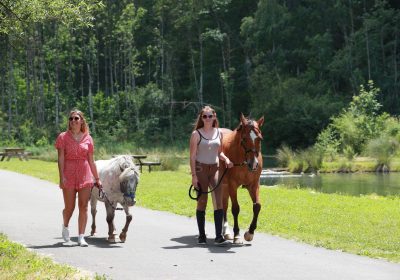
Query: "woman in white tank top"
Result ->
[[189, 106, 233, 246]]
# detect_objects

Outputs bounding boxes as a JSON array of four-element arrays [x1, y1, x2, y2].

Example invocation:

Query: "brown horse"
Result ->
[[221, 113, 264, 244]]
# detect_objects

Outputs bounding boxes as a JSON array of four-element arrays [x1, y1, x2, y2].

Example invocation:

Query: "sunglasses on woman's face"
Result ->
[[202, 114, 214, 119], [69, 116, 80, 121]]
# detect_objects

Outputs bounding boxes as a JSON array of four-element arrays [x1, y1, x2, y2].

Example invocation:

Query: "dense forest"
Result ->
[[0, 0, 399, 150]]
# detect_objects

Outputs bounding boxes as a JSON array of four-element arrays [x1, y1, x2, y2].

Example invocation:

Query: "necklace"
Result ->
[[71, 132, 82, 141]]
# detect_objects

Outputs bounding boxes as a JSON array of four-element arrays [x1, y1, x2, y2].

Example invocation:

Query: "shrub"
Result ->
[[366, 136, 399, 172], [276, 144, 294, 167]]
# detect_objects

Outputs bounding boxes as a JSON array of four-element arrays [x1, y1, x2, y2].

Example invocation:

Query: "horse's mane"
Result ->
[[106, 155, 139, 180]]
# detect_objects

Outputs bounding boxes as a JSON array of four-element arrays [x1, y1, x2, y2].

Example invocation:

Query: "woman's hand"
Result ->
[[95, 178, 102, 188], [191, 175, 198, 189], [225, 158, 234, 168]]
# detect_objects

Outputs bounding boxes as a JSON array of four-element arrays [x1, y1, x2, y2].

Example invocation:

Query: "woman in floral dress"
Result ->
[[55, 109, 102, 247]]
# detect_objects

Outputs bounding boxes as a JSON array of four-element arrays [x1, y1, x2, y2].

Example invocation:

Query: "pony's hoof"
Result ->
[[224, 233, 234, 240], [108, 235, 117, 243], [233, 236, 243, 245], [119, 233, 127, 243], [90, 231, 96, 236], [244, 231, 253, 242]]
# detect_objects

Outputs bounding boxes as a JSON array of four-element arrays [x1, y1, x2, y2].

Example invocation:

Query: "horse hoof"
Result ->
[[224, 233, 234, 240], [108, 235, 117, 243], [233, 236, 243, 245], [119, 233, 127, 243], [244, 231, 253, 242]]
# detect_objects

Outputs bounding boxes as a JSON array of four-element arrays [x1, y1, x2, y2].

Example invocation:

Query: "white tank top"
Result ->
[[196, 128, 221, 164]]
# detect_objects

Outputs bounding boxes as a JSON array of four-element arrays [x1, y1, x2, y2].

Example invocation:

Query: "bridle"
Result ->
[[188, 119, 262, 201], [238, 120, 261, 169], [91, 163, 138, 211]]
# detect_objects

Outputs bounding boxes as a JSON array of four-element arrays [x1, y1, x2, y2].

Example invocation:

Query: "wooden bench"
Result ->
[[0, 148, 30, 161], [139, 161, 161, 173]]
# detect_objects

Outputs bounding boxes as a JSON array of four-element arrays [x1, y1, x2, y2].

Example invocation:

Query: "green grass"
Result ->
[[1, 159, 400, 264], [139, 169, 400, 262], [0, 233, 89, 279]]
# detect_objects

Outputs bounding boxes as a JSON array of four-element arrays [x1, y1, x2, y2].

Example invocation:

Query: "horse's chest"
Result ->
[[229, 168, 260, 185]]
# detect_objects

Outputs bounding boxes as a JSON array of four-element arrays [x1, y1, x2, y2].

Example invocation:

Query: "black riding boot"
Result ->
[[196, 210, 206, 244], [214, 209, 228, 245]]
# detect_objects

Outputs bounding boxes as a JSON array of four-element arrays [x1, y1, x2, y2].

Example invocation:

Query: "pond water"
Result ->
[[260, 172, 400, 196]]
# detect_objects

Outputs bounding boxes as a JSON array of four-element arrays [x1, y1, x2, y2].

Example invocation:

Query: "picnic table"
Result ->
[[131, 155, 161, 173], [0, 148, 31, 161]]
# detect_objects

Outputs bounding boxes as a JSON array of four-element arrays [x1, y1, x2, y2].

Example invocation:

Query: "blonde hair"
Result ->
[[68, 109, 89, 134], [193, 105, 219, 130]]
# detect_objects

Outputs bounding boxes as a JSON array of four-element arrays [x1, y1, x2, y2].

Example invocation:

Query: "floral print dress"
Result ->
[[55, 131, 94, 190]]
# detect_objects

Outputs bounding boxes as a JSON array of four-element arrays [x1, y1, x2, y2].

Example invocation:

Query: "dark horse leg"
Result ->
[[105, 203, 116, 242], [244, 184, 261, 241], [230, 186, 243, 244], [119, 206, 132, 243]]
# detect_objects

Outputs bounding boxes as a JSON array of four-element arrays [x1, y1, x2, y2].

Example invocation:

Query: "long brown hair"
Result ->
[[68, 109, 89, 134], [193, 105, 219, 130]]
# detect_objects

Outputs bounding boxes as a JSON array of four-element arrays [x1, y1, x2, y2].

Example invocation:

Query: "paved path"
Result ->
[[1, 169, 399, 280]]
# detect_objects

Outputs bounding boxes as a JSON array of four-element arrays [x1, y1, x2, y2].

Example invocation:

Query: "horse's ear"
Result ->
[[257, 116, 264, 127], [240, 113, 246, 125]]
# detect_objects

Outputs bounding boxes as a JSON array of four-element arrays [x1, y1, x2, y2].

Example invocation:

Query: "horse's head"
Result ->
[[118, 157, 140, 206], [237, 113, 264, 172]]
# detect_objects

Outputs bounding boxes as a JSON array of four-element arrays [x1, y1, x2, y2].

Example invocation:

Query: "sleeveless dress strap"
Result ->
[[196, 129, 204, 146]]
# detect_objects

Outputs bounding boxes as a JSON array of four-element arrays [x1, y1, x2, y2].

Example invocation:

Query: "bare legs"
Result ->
[[62, 187, 91, 234]]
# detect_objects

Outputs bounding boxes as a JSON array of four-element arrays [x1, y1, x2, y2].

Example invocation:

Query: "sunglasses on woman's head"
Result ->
[[69, 116, 80, 121], [202, 114, 213, 119]]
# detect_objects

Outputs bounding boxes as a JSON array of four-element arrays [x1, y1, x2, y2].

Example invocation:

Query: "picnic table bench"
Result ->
[[0, 148, 31, 161], [130, 155, 161, 173], [112, 154, 161, 173]]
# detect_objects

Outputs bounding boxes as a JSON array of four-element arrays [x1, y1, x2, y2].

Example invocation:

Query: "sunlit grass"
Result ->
[[139, 170, 400, 262], [0, 233, 92, 280]]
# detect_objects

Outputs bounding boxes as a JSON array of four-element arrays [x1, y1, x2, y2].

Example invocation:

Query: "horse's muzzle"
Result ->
[[124, 196, 136, 207]]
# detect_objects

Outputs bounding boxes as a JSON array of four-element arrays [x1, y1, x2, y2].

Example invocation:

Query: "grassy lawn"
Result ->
[[1, 159, 400, 265], [0, 233, 95, 280]]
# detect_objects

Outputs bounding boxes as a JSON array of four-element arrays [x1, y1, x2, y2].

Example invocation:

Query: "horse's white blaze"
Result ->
[[252, 157, 259, 170], [250, 130, 257, 144]]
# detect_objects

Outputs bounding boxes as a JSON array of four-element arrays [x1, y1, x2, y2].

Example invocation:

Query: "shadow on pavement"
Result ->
[[86, 236, 124, 248], [162, 235, 250, 253], [28, 242, 67, 249]]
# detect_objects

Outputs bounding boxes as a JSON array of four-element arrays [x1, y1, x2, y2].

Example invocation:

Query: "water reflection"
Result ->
[[260, 172, 400, 196]]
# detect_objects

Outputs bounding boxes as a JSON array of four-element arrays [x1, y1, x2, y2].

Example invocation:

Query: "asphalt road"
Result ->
[[1, 169, 399, 280]]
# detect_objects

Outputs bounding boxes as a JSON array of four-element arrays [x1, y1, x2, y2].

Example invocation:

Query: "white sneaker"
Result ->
[[78, 235, 88, 247], [62, 225, 70, 242]]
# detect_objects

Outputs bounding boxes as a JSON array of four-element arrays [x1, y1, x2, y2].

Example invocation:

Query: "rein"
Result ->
[[188, 161, 245, 201], [93, 183, 123, 211]]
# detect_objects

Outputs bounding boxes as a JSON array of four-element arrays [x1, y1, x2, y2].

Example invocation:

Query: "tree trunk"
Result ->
[[109, 45, 114, 96], [55, 61, 60, 128], [160, 14, 165, 92], [363, 1, 371, 80], [25, 37, 32, 115], [7, 38, 14, 138], [38, 25, 45, 126], [87, 62, 95, 132]]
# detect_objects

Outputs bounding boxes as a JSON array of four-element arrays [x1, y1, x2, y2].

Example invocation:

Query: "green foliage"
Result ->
[[2, 0, 400, 151], [316, 81, 386, 156], [276, 144, 294, 167], [367, 136, 399, 171], [286, 147, 323, 173]]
